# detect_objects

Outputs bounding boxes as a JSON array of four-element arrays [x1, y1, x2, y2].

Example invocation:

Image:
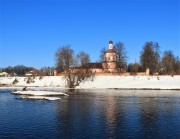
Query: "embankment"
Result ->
[[0, 75, 179, 90]]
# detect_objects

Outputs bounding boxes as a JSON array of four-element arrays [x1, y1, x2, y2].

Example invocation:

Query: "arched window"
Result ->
[[110, 56, 113, 61]]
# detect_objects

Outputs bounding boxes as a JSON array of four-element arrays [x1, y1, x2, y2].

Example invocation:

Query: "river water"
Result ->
[[0, 89, 180, 138]]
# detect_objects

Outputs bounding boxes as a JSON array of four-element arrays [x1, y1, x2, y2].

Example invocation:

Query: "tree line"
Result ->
[[133, 41, 179, 75], [1, 65, 34, 76], [56, 41, 180, 76], [1, 41, 179, 78], [1, 65, 54, 76]]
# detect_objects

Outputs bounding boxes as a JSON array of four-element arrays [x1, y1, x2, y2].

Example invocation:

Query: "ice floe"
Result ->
[[20, 96, 61, 100], [12, 90, 69, 96]]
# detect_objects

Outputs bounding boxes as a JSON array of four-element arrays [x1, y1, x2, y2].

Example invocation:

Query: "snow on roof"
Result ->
[[25, 73, 33, 76]]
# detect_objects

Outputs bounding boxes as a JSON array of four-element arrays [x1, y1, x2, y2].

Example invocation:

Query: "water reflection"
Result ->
[[55, 90, 180, 138], [0, 90, 180, 138]]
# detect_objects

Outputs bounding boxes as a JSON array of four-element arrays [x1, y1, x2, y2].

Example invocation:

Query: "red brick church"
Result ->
[[76, 40, 119, 74], [54, 40, 119, 75], [54, 40, 150, 76], [102, 40, 118, 73]]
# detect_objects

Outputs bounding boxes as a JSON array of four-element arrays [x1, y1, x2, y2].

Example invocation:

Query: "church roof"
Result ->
[[82, 63, 103, 69], [109, 40, 113, 44], [70, 63, 103, 70]]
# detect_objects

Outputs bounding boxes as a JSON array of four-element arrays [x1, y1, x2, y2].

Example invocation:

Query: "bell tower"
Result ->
[[102, 40, 118, 73], [109, 40, 113, 49]]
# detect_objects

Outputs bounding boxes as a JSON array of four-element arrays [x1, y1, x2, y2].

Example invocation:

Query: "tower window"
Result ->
[[110, 56, 113, 60]]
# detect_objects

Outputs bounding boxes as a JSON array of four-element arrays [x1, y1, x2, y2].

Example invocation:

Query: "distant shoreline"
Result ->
[[0, 87, 180, 91]]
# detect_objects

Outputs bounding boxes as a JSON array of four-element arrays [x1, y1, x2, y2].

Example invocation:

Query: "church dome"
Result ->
[[109, 40, 113, 44]]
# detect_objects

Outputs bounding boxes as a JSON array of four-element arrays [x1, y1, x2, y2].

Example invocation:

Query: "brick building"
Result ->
[[102, 40, 118, 73], [71, 40, 119, 74]]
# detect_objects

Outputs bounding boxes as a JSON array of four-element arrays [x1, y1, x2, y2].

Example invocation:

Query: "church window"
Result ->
[[110, 56, 113, 60]]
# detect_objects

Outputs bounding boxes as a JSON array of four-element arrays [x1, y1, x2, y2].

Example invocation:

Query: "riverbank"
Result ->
[[0, 75, 180, 90]]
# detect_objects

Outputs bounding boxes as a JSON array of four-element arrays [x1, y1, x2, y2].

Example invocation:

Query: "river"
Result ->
[[0, 89, 180, 138]]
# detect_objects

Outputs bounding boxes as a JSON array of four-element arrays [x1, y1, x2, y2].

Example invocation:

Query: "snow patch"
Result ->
[[12, 90, 69, 96]]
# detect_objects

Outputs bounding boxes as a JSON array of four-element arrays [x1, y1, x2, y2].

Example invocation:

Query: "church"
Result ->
[[102, 40, 118, 73], [54, 40, 150, 76], [75, 40, 119, 74]]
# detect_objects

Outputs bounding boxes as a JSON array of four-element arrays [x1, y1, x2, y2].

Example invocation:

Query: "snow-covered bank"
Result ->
[[0, 76, 65, 87], [0, 75, 180, 90], [77, 76, 180, 90]]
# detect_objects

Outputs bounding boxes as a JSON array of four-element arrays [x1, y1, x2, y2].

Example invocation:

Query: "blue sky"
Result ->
[[0, 0, 179, 68]]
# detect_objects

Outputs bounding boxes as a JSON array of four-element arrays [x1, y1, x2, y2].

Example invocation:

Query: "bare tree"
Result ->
[[77, 51, 90, 66], [40, 67, 54, 76], [114, 42, 127, 72], [140, 41, 160, 74], [55, 45, 93, 88], [128, 63, 142, 75], [75, 52, 93, 86], [174, 56, 180, 75], [55, 45, 75, 71], [161, 51, 176, 75], [55, 45, 76, 88], [99, 47, 106, 62]]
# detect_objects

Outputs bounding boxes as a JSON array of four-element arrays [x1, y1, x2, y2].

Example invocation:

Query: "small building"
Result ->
[[25, 70, 46, 77], [0, 72, 9, 77]]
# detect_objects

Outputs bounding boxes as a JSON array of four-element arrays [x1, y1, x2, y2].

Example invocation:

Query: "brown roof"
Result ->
[[69, 63, 103, 70], [105, 49, 116, 53], [81, 63, 103, 69]]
